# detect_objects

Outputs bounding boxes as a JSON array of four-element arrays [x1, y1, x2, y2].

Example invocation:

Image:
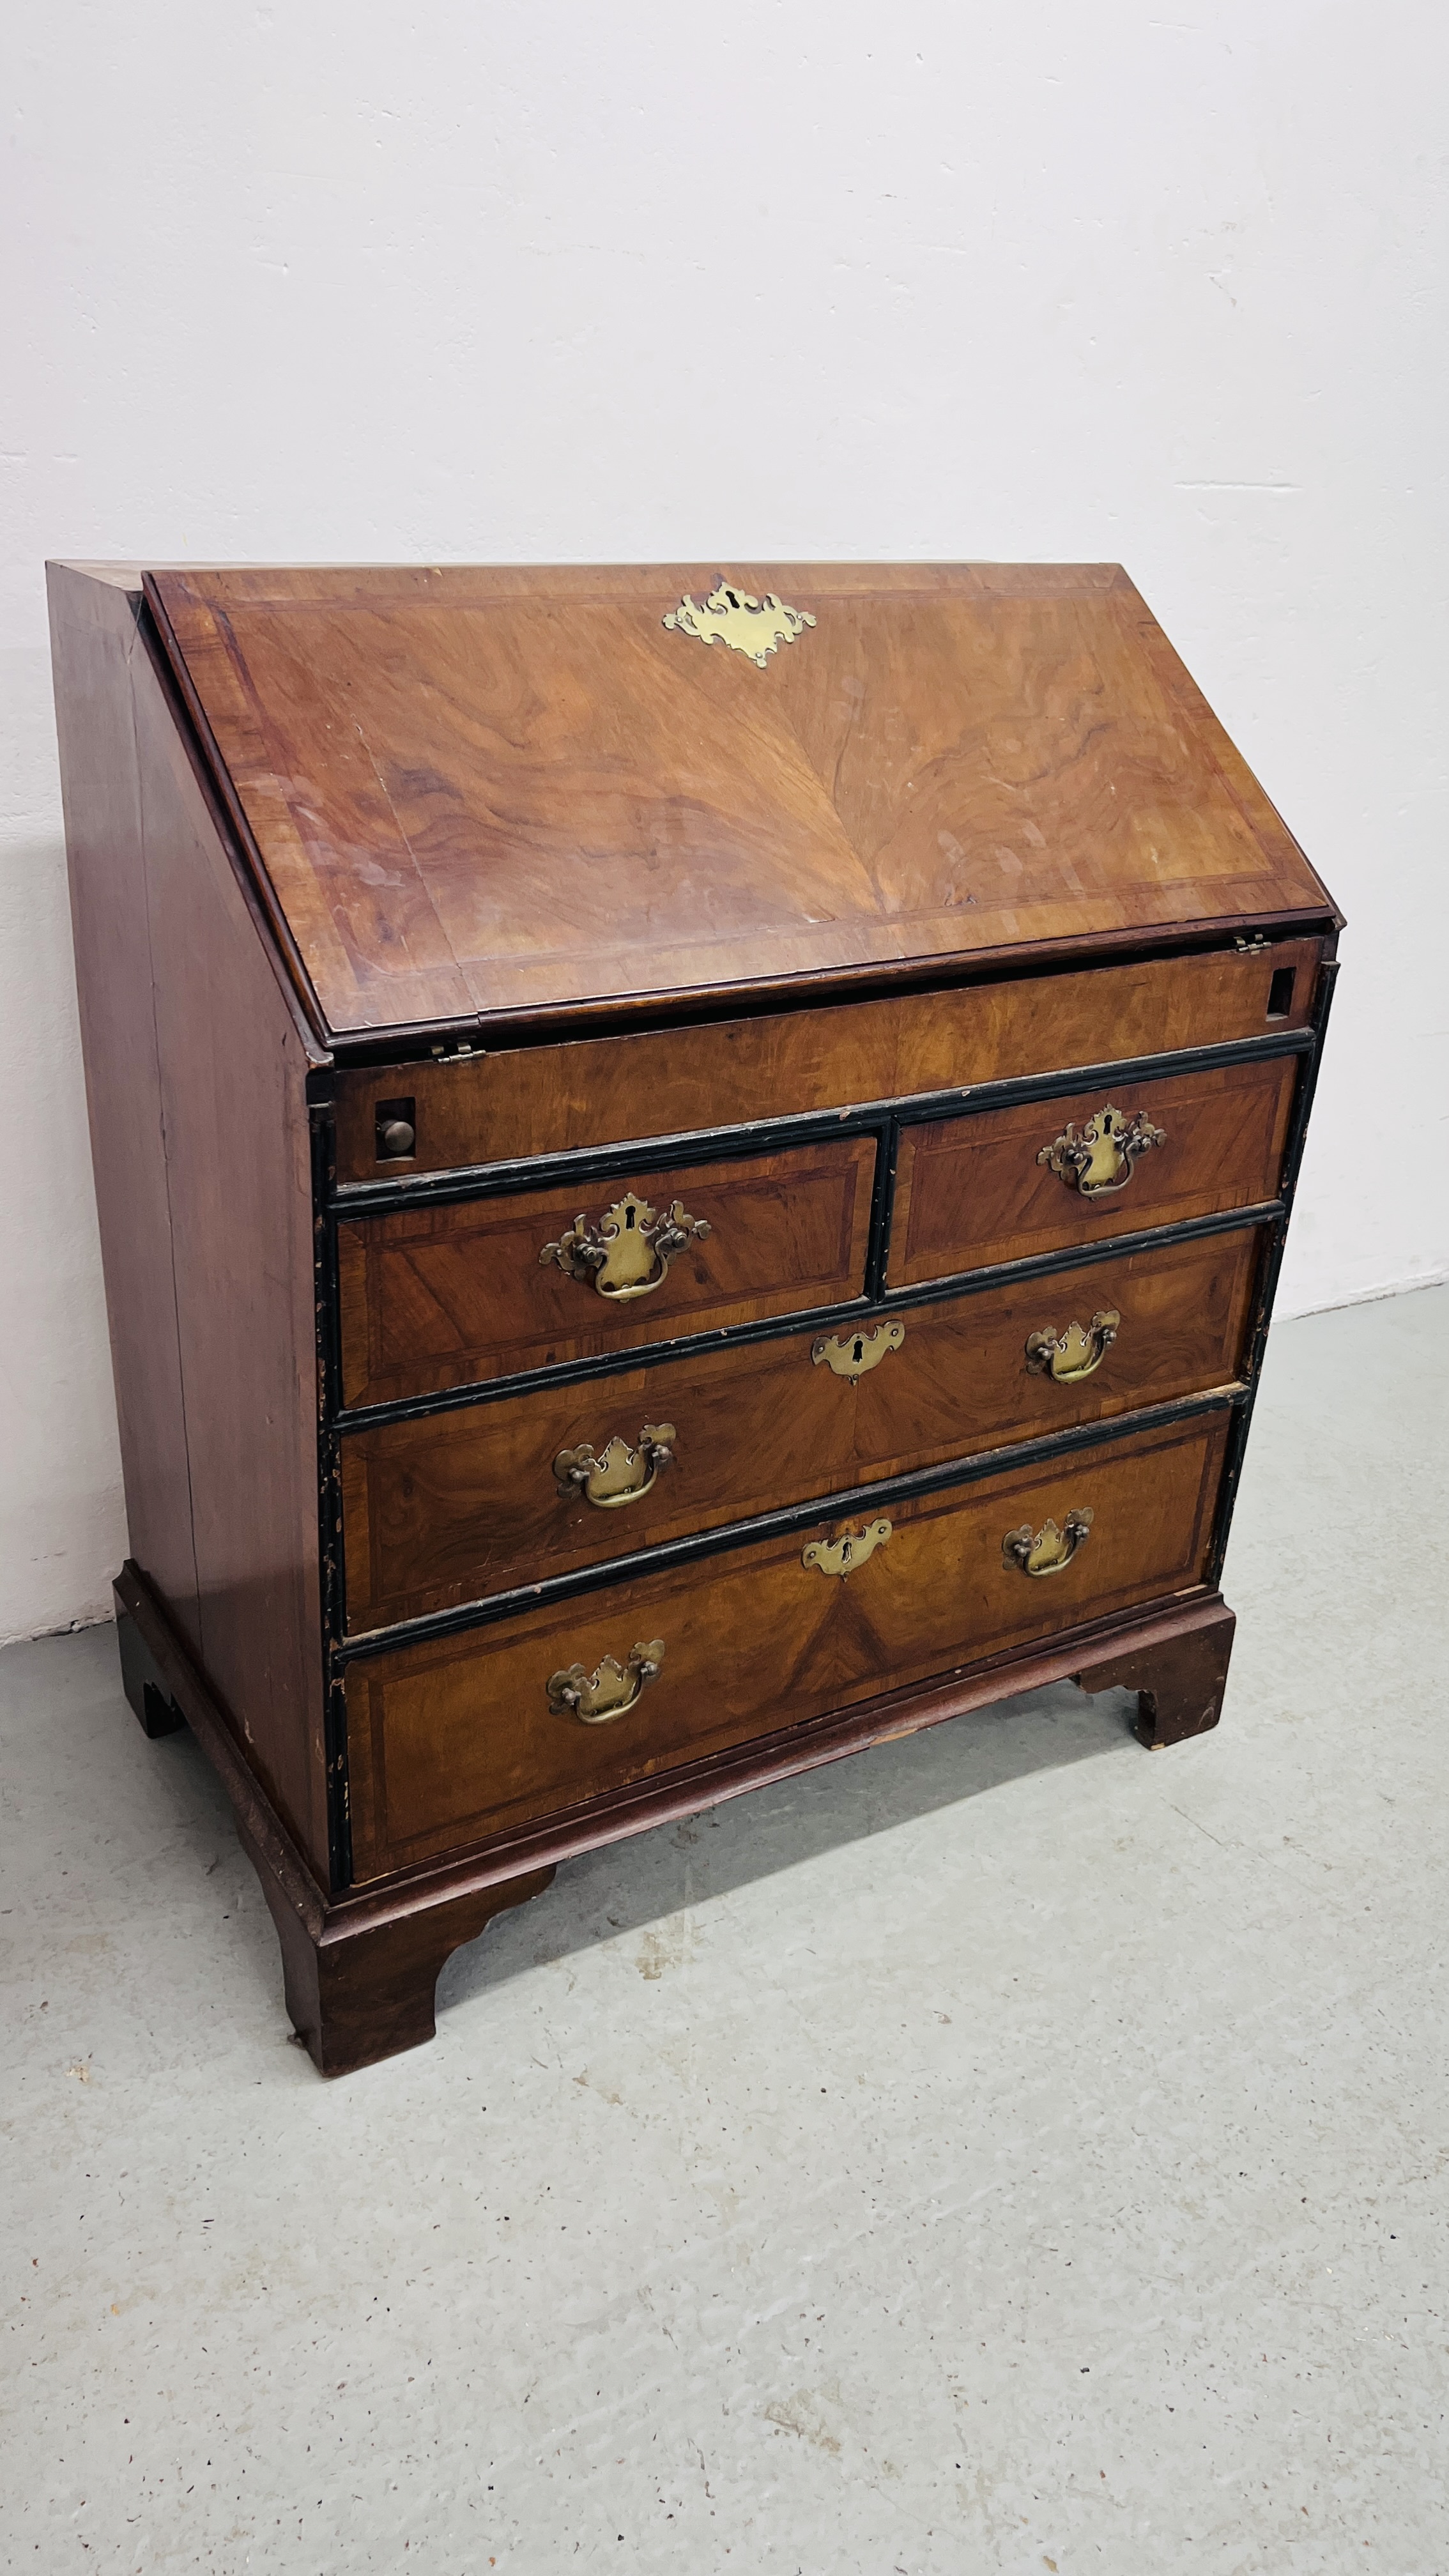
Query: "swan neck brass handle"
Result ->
[[547, 1638, 664, 1724], [812, 1319, 905, 1381], [1038, 1105, 1165, 1197], [1025, 1310, 1120, 1384], [1002, 1506, 1094, 1577], [802, 1517, 893, 1578], [554, 1422, 676, 1508], [540, 1192, 710, 1301]]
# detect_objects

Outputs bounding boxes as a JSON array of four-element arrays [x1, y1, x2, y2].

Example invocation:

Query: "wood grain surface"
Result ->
[[337, 1137, 877, 1408], [49, 567, 330, 1871], [144, 563, 1336, 1039], [1078, 1598, 1236, 1749], [49, 558, 1337, 2066], [340, 1227, 1260, 1629], [344, 1408, 1230, 1876], [48, 571, 203, 1650], [887, 1054, 1297, 1285], [330, 938, 1322, 1180]]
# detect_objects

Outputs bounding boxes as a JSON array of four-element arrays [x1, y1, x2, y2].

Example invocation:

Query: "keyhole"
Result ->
[[625, 1205, 636, 1229], [851, 1337, 864, 1365], [841, 1540, 854, 1564]]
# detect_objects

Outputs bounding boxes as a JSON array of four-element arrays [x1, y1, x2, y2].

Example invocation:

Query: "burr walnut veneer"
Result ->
[[49, 560, 1340, 2075]]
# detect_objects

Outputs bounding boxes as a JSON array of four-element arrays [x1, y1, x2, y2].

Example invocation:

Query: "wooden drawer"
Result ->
[[341, 1226, 1260, 1630], [887, 1054, 1297, 1288], [346, 1408, 1230, 1876], [337, 1137, 875, 1408], [332, 939, 1322, 1180]]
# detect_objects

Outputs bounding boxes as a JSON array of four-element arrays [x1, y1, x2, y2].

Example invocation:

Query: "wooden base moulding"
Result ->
[[115, 1558, 1235, 2078]]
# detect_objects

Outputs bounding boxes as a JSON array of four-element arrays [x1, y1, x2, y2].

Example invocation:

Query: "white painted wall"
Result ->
[[3, 1, 1445, 1644]]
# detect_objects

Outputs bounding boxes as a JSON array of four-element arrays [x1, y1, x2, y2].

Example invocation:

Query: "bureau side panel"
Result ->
[[133, 633, 328, 1871], [47, 567, 202, 1646], [53, 574, 331, 1875]]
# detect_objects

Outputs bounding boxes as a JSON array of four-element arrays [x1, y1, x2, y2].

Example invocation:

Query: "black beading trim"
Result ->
[[334, 1387, 1244, 1667]]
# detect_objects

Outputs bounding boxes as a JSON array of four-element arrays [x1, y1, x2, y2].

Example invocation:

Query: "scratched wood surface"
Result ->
[[144, 564, 1336, 1040], [344, 1409, 1230, 1877], [887, 1053, 1298, 1286], [337, 1137, 877, 1408]]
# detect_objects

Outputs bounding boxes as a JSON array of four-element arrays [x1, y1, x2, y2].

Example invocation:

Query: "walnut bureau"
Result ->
[[48, 562, 1341, 2075]]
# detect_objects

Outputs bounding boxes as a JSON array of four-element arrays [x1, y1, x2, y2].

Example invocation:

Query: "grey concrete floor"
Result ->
[[3, 1287, 1447, 2575]]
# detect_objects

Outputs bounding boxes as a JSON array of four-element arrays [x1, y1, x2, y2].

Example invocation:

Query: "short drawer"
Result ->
[[340, 1225, 1260, 1629], [887, 1054, 1297, 1287], [344, 1407, 1230, 1878], [337, 1136, 875, 1407], [332, 939, 1322, 1179]]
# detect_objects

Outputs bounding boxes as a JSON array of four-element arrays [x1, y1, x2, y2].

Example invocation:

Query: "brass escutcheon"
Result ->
[[662, 581, 816, 668], [811, 1319, 906, 1381], [802, 1517, 893, 1579], [553, 1423, 677, 1508], [1037, 1105, 1165, 1197], [540, 1191, 710, 1301], [1002, 1506, 1094, 1577], [1024, 1310, 1121, 1384], [546, 1638, 665, 1724]]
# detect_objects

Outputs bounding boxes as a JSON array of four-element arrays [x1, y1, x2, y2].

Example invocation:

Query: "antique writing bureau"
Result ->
[[48, 562, 1340, 2075]]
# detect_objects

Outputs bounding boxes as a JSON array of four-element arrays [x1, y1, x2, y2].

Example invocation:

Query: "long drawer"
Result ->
[[330, 939, 1321, 1181], [344, 1408, 1231, 1878], [338, 1135, 876, 1407], [340, 1226, 1260, 1630], [887, 1053, 1297, 1286]]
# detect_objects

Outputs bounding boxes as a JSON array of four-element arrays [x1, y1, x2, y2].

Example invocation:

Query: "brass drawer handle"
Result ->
[[1038, 1106, 1165, 1197], [547, 1637, 664, 1724], [1002, 1506, 1094, 1577], [1024, 1309, 1120, 1384], [540, 1191, 710, 1301], [812, 1319, 905, 1381], [802, 1517, 892, 1578], [553, 1422, 676, 1508]]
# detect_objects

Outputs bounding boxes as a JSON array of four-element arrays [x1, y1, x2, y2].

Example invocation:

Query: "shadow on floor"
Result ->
[[37, 1623, 1141, 2021], [438, 1674, 1141, 2011]]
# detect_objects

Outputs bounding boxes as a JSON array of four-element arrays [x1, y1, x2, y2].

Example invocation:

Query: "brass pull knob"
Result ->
[[1038, 1106, 1165, 1197], [812, 1319, 905, 1381], [553, 1422, 676, 1508], [1024, 1310, 1120, 1384], [540, 1191, 710, 1301], [546, 1637, 664, 1724], [1002, 1506, 1094, 1577], [802, 1517, 893, 1579]]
